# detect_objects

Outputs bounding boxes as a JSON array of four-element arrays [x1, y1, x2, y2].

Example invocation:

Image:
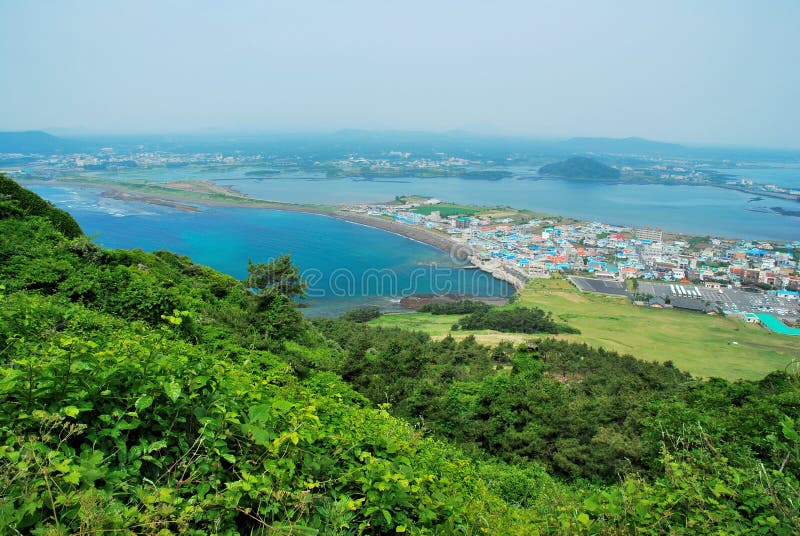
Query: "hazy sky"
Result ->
[[1, 0, 798, 147]]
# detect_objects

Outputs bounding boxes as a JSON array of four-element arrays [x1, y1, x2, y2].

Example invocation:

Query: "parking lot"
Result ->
[[637, 281, 799, 319], [569, 276, 629, 296]]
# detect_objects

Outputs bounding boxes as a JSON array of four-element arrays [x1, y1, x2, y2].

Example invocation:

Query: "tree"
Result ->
[[630, 278, 640, 301], [245, 254, 307, 305]]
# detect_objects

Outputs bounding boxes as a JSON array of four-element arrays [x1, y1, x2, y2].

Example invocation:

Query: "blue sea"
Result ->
[[25, 167, 800, 315], [712, 165, 800, 189], [29, 185, 512, 316], [223, 176, 799, 242], [45, 164, 800, 242]]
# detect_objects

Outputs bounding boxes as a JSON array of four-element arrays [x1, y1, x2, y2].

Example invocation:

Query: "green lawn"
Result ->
[[411, 204, 479, 217], [371, 313, 530, 345], [372, 278, 799, 380]]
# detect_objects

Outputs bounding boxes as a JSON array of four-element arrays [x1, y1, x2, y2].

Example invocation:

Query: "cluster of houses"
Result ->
[[348, 201, 800, 292]]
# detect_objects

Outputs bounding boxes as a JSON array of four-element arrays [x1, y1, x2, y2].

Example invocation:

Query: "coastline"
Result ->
[[28, 176, 796, 290], [24, 177, 527, 291]]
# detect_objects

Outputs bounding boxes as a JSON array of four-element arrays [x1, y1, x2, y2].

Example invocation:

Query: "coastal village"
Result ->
[[4, 144, 799, 331], [342, 198, 800, 332]]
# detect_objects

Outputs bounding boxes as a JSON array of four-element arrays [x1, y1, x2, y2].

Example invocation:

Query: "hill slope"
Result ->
[[539, 156, 621, 180], [1, 176, 798, 534], [0, 130, 70, 153], [562, 136, 686, 155], [0, 174, 83, 237]]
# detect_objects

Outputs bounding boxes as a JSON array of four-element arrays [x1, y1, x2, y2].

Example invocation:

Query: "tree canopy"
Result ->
[[1, 176, 798, 534]]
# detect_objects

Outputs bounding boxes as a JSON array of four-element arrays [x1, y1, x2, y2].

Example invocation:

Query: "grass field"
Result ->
[[411, 203, 479, 217], [372, 278, 799, 380], [371, 313, 531, 345]]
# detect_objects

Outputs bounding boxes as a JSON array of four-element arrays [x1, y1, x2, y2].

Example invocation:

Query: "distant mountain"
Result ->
[[539, 156, 621, 180], [562, 136, 686, 156], [0, 130, 72, 153]]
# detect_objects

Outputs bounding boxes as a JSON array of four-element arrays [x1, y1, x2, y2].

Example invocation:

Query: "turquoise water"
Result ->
[[25, 163, 800, 316], [29, 185, 512, 316]]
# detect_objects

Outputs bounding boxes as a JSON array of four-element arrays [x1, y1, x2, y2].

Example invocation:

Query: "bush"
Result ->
[[341, 306, 382, 323], [456, 306, 579, 334], [418, 299, 491, 315], [0, 174, 83, 238]]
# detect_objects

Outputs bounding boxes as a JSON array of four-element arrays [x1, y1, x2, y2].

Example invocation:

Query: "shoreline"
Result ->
[[24, 175, 798, 244], [24, 177, 526, 292], [21, 177, 796, 287]]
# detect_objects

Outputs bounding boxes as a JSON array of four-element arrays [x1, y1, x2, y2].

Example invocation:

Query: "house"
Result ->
[[670, 296, 716, 313]]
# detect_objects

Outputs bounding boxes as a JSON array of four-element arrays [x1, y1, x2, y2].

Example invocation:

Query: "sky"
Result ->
[[1, 0, 798, 147]]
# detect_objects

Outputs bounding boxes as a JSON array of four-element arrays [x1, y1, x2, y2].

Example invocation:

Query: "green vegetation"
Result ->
[[2, 177, 799, 534], [456, 306, 580, 334], [418, 299, 490, 315], [517, 278, 799, 379], [340, 306, 383, 323], [372, 312, 468, 336], [411, 203, 478, 217], [1, 178, 528, 534], [539, 156, 621, 181], [0, 175, 82, 237], [687, 235, 712, 249], [377, 278, 799, 380], [315, 316, 800, 532]]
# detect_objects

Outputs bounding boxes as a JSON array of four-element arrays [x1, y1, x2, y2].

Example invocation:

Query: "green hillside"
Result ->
[[372, 278, 798, 381], [1, 177, 799, 534], [538, 156, 621, 180]]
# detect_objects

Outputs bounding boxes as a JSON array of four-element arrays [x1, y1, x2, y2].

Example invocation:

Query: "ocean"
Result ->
[[42, 165, 800, 241], [712, 165, 800, 189], [224, 176, 799, 242], [28, 184, 513, 316], [25, 166, 800, 314]]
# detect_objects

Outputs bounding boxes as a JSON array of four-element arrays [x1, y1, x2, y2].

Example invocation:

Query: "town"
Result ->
[[3, 141, 799, 333], [3, 143, 800, 204], [342, 197, 800, 332]]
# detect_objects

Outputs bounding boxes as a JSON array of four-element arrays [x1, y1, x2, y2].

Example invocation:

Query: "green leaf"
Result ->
[[146, 439, 168, 453], [781, 418, 799, 442], [163, 381, 182, 403], [577, 512, 591, 526], [712, 481, 733, 497], [63, 405, 80, 418], [248, 403, 272, 423], [272, 399, 294, 413], [63, 469, 82, 485], [135, 395, 154, 412]]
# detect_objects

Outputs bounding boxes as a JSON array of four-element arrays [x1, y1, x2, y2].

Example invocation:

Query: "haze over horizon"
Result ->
[[1, 1, 799, 148]]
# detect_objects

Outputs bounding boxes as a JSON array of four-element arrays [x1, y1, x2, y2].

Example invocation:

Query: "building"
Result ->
[[455, 217, 471, 229], [636, 227, 663, 242]]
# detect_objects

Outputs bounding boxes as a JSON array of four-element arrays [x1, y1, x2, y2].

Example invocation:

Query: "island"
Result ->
[[538, 156, 621, 181]]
